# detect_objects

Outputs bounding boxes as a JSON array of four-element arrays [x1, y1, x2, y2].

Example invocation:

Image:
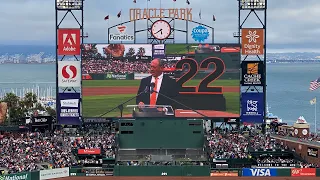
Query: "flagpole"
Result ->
[[315, 97, 317, 134]]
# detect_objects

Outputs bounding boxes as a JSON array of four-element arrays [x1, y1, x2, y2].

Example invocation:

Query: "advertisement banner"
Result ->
[[31, 116, 53, 125], [58, 28, 81, 55], [242, 168, 277, 177], [40, 168, 69, 180], [109, 25, 134, 42], [78, 148, 101, 155], [241, 28, 264, 55], [241, 61, 264, 86], [58, 61, 81, 87], [291, 168, 316, 177], [210, 172, 238, 176], [0, 172, 30, 180], [307, 147, 318, 158], [241, 93, 264, 123], [57, 93, 81, 125], [105, 73, 128, 80], [257, 163, 296, 167], [152, 44, 166, 59], [191, 25, 210, 42], [134, 73, 151, 80]]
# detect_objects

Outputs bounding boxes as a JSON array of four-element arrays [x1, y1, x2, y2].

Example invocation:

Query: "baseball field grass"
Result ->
[[82, 80, 240, 117]]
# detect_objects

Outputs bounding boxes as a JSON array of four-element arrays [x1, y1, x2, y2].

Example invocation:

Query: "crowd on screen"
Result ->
[[82, 59, 176, 74], [0, 124, 116, 174]]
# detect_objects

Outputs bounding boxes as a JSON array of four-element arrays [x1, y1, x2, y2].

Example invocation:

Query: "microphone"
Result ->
[[150, 82, 156, 93], [150, 83, 210, 120], [97, 85, 149, 117]]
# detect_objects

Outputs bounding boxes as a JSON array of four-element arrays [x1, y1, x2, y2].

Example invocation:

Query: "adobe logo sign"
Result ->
[[58, 28, 81, 55], [58, 61, 81, 87]]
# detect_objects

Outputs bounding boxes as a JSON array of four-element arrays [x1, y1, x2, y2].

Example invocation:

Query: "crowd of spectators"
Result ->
[[82, 59, 176, 74], [207, 130, 249, 159], [250, 134, 285, 151], [0, 123, 116, 174]]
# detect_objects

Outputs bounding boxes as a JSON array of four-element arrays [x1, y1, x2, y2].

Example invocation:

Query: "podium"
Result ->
[[126, 105, 174, 118]]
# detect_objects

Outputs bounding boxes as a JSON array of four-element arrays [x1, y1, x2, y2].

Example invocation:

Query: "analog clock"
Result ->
[[151, 20, 171, 40]]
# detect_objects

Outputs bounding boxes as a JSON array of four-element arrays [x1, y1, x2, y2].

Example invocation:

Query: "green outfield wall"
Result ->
[[118, 118, 204, 149], [2, 167, 320, 178], [113, 165, 210, 176]]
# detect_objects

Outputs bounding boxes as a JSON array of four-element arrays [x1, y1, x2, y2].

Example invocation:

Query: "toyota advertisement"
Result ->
[[57, 93, 81, 125], [58, 61, 81, 87]]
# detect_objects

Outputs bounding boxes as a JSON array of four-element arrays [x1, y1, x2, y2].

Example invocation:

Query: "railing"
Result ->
[[1, 167, 320, 178]]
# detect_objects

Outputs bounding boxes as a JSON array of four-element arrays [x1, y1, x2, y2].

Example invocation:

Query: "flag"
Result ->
[[213, 15, 216, 21], [199, 10, 201, 19], [186, 0, 190, 5], [310, 77, 320, 91], [310, 97, 316, 105], [117, 11, 121, 18], [104, 15, 109, 20]]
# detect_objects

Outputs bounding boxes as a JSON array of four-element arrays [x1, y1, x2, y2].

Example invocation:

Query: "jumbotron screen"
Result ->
[[81, 43, 240, 118]]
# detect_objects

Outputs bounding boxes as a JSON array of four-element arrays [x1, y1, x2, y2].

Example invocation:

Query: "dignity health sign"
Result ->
[[57, 93, 81, 125], [241, 93, 264, 123]]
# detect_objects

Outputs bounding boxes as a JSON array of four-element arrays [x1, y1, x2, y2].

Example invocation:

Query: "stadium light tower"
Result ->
[[238, 0, 267, 129], [55, 0, 84, 125]]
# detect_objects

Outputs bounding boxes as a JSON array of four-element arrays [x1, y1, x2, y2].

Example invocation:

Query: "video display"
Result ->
[[82, 43, 240, 118]]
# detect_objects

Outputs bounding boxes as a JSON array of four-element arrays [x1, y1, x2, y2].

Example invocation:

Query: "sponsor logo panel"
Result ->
[[40, 168, 69, 180], [242, 168, 277, 177], [291, 168, 316, 177], [241, 28, 264, 55], [58, 61, 81, 87], [58, 29, 81, 55], [57, 93, 81, 125]]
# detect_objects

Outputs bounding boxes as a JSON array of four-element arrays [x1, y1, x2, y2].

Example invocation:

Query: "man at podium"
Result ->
[[136, 58, 179, 109]]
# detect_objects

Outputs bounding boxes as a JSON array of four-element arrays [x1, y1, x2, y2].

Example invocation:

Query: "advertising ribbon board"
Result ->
[[78, 149, 101, 155], [307, 147, 318, 158], [241, 61, 264, 86], [257, 163, 296, 167], [291, 168, 316, 177], [40, 168, 69, 180], [241, 93, 264, 123], [134, 73, 151, 80], [0, 172, 30, 180], [242, 168, 277, 177], [152, 44, 166, 59], [105, 73, 128, 80], [57, 93, 81, 125], [210, 172, 238, 176]]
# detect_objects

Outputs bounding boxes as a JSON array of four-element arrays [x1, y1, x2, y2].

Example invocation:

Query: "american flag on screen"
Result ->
[[310, 77, 320, 91]]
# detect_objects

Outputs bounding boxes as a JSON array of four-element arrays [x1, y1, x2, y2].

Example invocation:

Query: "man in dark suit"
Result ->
[[136, 58, 179, 109]]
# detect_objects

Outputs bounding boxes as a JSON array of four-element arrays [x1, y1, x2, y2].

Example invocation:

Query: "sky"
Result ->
[[0, 0, 319, 53]]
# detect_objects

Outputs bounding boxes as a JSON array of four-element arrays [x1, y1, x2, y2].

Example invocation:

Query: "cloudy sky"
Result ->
[[0, 0, 319, 53]]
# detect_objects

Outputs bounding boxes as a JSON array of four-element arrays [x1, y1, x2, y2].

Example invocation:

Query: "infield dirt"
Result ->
[[82, 86, 239, 96]]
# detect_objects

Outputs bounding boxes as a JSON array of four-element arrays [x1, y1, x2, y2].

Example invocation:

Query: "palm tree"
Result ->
[[23, 92, 38, 110], [2, 92, 23, 123]]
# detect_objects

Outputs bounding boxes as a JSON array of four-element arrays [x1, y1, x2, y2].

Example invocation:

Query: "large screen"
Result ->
[[81, 43, 240, 118]]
